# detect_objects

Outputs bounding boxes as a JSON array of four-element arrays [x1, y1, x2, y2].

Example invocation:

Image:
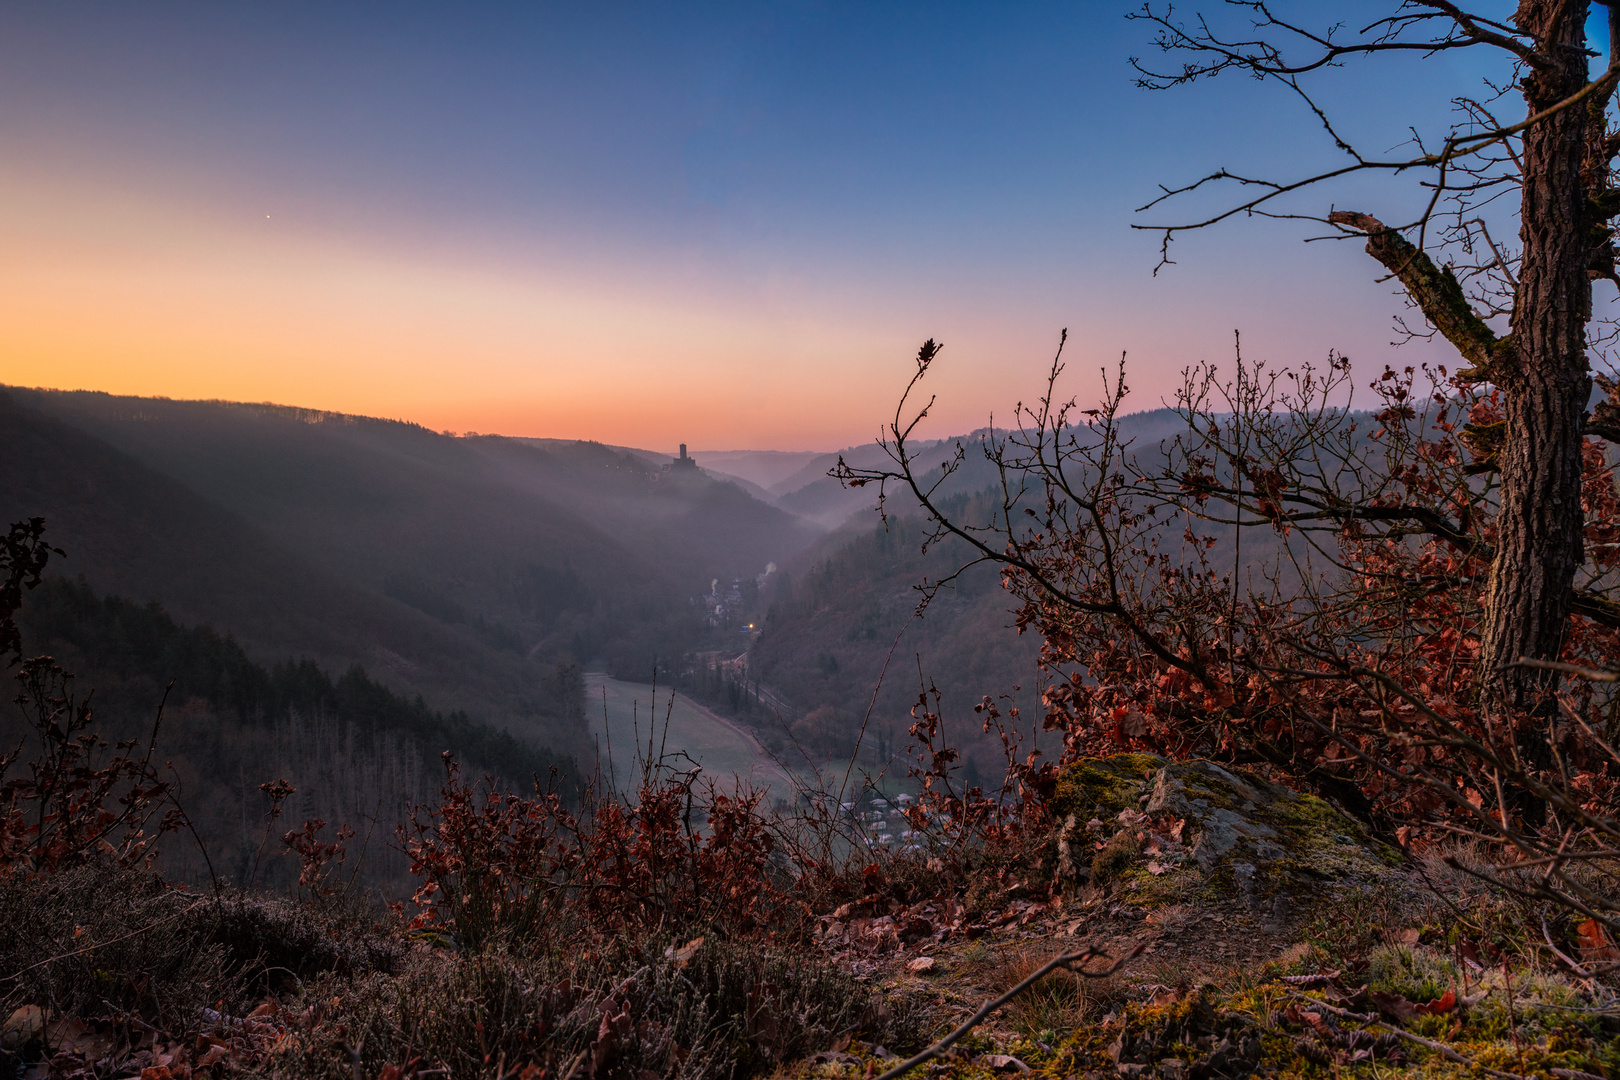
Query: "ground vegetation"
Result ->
[[2, 469, 1618, 1080], [11, 7, 1620, 1076]]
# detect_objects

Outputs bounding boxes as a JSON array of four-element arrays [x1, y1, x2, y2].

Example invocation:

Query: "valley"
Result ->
[[8, 11, 1618, 1077], [584, 673, 794, 797], [0, 385, 1225, 799]]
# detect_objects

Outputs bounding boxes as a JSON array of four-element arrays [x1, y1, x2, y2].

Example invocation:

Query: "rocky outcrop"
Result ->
[[1049, 755, 1399, 911]]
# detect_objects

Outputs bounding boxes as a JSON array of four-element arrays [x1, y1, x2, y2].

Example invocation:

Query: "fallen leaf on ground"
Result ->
[[1368, 990, 1418, 1023], [48, 1016, 115, 1060], [1, 1005, 44, 1051], [979, 1053, 1031, 1073], [665, 936, 704, 969], [1413, 989, 1455, 1016], [1576, 920, 1620, 963]]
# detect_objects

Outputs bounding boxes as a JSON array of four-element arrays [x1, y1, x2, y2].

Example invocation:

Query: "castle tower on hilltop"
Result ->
[[672, 443, 698, 469]]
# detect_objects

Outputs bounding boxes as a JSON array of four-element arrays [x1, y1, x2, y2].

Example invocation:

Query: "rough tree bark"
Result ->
[[1481, 0, 1594, 714], [1334, 1, 1598, 717]]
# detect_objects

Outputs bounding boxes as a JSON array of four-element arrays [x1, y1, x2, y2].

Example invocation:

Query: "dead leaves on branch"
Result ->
[[894, 349, 1620, 839], [398, 753, 790, 950], [0, 657, 180, 878]]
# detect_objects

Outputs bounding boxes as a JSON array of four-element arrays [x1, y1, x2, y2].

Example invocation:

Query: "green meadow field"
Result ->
[[584, 673, 794, 796]]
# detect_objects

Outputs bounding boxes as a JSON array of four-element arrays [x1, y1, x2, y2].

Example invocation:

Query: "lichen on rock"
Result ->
[[1049, 755, 1399, 911]]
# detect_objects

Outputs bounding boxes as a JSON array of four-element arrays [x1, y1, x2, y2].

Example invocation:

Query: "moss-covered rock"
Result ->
[[1048, 754, 1167, 823], [1050, 756, 1401, 910]]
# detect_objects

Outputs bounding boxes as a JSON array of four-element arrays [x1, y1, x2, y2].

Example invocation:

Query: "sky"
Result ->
[[0, 2, 1598, 450]]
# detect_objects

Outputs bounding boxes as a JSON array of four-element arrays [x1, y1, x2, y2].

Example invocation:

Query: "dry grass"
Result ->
[[0, 865, 241, 1025], [257, 933, 925, 1080], [981, 943, 1119, 1041]]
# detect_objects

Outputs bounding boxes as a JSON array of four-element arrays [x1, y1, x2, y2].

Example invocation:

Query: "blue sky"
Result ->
[[0, 2, 1585, 448]]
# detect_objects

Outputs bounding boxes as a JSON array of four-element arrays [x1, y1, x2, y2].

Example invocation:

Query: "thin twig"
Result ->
[[559, 1047, 589, 1080], [1513, 657, 1620, 682], [873, 945, 1142, 1080], [837, 612, 919, 809], [1282, 990, 1532, 1080], [2, 899, 205, 982], [1372, 1018, 1532, 1080], [1542, 915, 1595, 981], [163, 763, 219, 894]]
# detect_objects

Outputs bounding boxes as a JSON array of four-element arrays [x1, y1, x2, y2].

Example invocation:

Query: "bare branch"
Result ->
[[1327, 210, 1503, 377], [872, 945, 1143, 1080]]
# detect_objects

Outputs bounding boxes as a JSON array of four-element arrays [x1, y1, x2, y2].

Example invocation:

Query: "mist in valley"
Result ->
[[2, 382, 1286, 833]]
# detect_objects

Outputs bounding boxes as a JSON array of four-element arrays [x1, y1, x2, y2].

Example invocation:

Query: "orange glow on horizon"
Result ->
[[0, 169, 1075, 449], [0, 170, 940, 449], [0, 166, 1408, 451]]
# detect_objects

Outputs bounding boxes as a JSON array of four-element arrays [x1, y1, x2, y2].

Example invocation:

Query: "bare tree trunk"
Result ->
[[1476, 0, 1594, 715]]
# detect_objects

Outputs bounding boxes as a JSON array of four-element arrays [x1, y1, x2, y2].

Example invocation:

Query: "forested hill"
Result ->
[[12, 576, 579, 886], [748, 496, 1045, 778], [0, 390, 579, 755], [17, 576, 576, 784], [9, 388, 819, 655], [747, 409, 1280, 778], [0, 387, 825, 754]]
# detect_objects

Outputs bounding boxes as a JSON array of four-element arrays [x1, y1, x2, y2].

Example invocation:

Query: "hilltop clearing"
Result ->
[[784, 757, 1617, 1079], [5, 753, 1614, 1080]]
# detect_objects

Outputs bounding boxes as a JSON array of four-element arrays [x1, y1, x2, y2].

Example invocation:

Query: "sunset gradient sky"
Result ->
[[0, 3, 1580, 450]]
